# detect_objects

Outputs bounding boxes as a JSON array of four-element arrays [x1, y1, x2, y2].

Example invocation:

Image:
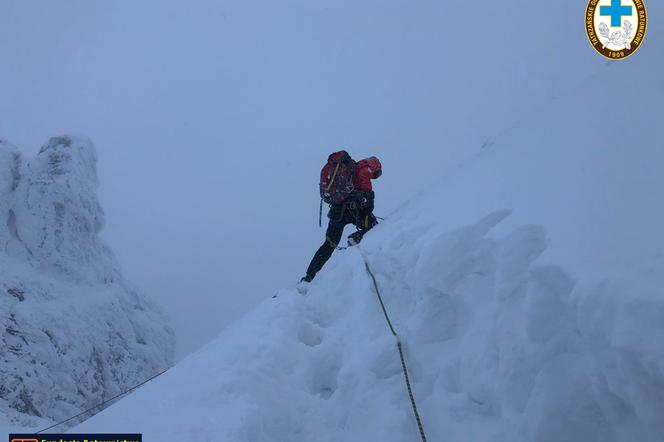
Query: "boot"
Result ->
[[300, 274, 313, 283], [347, 231, 363, 247], [297, 275, 313, 295]]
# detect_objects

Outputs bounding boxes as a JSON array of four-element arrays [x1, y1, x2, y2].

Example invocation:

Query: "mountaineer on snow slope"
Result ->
[[301, 151, 382, 283]]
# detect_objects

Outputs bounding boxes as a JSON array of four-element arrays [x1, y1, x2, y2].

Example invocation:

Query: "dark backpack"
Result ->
[[320, 151, 355, 205]]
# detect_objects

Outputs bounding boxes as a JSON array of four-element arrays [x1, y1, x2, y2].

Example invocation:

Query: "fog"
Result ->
[[2, 0, 656, 359]]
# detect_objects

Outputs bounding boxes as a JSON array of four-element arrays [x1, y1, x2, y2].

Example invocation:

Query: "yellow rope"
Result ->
[[363, 256, 428, 442]]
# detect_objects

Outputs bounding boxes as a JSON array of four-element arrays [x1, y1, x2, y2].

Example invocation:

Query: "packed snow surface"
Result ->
[[76, 36, 664, 442], [0, 136, 174, 432], [76, 211, 663, 442]]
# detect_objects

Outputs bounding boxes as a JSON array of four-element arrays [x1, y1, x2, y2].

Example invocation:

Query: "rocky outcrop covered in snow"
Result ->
[[0, 136, 174, 430], [4, 136, 119, 283]]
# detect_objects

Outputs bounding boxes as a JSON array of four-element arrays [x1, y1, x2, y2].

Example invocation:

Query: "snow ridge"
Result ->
[[75, 210, 664, 441]]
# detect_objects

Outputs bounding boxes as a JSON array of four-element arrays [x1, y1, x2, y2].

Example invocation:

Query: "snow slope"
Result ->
[[0, 136, 174, 432], [75, 35, 664, 441]]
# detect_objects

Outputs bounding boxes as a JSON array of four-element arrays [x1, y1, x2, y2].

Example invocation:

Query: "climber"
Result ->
[[301, 151, 382, 283]]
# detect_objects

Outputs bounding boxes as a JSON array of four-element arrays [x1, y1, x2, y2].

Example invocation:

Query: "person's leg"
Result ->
[[304, 209, 347, 281], [348, 212, 378, 246]]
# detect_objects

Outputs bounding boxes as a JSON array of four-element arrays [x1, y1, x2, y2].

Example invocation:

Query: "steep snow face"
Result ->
[[0, 136, 174, 432], [74, 34, 664, 441]]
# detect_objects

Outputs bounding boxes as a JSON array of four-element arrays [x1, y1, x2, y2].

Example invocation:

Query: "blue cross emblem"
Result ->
[[600, 0, 633, 27]]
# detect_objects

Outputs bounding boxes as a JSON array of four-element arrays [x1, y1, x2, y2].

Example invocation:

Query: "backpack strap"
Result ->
[[326, 162, 341, 192]]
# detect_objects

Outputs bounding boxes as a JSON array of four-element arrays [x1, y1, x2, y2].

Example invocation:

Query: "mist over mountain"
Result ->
[[1, 1, 662, 440]]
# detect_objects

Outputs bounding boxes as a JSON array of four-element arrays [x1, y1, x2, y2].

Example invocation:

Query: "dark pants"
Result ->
[[305, 204, 377, 280]]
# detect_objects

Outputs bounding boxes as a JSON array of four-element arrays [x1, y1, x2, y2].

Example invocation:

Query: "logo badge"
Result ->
[[586, 0, 647, 59]]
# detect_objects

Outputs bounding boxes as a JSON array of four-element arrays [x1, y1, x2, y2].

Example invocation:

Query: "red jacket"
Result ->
[[353, 157, 382, 192]]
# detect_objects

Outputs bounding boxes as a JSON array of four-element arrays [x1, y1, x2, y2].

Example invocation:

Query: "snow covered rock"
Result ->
[[0, 136, 174, 432], [0, 139, 21, 248], [11, 135, 119, 283]]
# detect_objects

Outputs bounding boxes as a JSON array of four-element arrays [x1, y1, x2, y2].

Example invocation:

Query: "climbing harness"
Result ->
[[35, 368, 169, 434], [362, 254, 428, 442]]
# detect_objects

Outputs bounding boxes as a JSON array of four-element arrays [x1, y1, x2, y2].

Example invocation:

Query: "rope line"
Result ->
[[36, 368, 169, 434], [363, 260, 398, 337], [362, 256, 428, 442]]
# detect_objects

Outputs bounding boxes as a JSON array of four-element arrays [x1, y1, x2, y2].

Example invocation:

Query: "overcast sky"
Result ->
[[2, 0, 658, 359]]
